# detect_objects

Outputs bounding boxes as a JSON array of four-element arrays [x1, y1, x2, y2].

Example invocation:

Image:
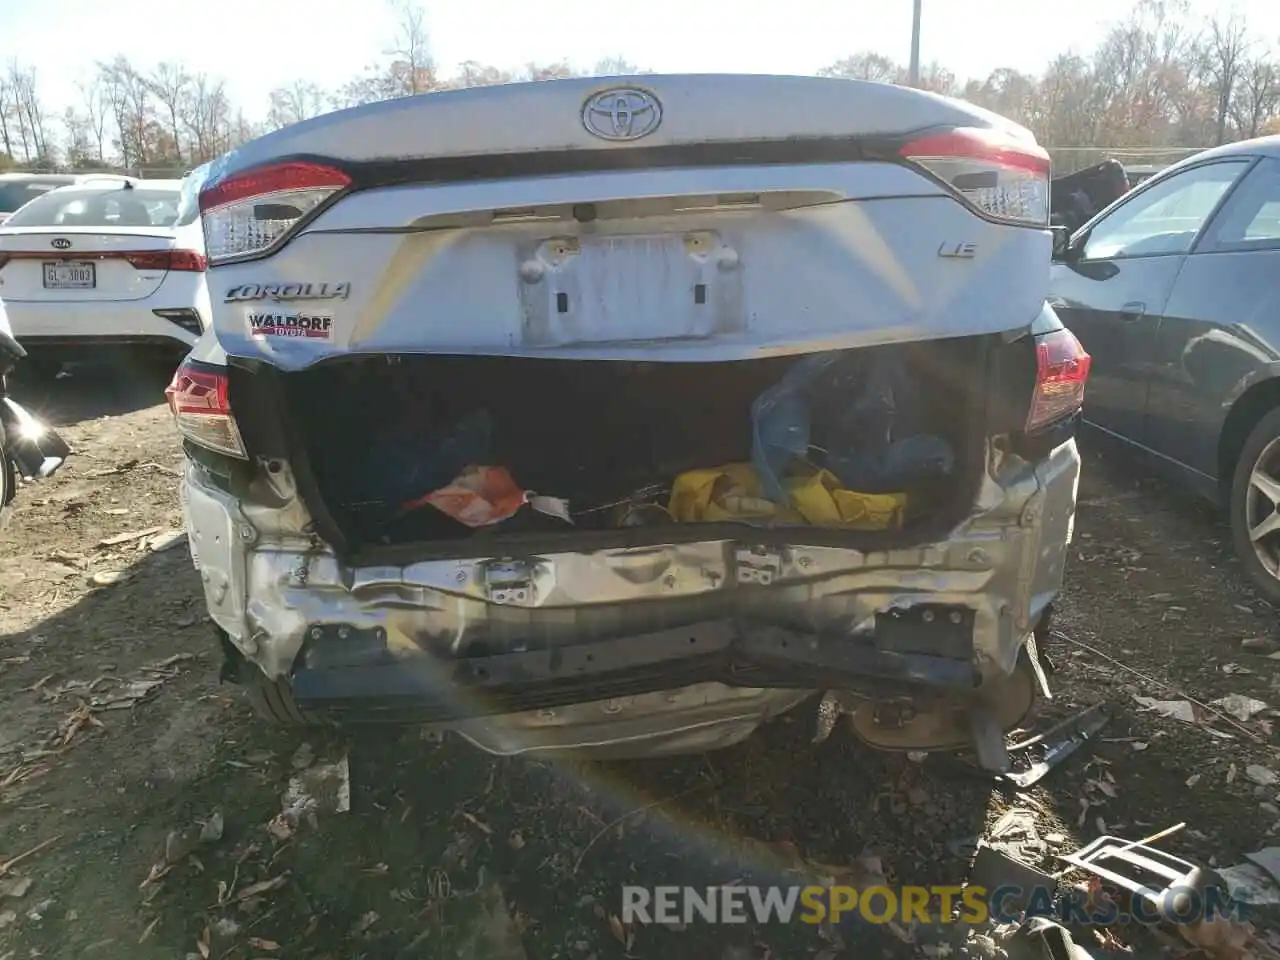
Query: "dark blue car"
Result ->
[[1051, 135, 1280, 601]]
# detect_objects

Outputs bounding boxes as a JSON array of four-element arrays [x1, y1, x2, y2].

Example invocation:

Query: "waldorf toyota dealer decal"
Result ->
[[225, 281, 350, 303], [248, 312, 334, 340]]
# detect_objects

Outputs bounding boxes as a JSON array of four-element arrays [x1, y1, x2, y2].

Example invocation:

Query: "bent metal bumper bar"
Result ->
[[184, 438, 1080, 750]]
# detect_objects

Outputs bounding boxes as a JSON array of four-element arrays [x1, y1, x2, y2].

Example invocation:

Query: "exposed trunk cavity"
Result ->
[[278, 337, 996, 552]]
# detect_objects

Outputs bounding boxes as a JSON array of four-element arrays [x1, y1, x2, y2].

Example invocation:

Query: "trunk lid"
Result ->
[[201, 74, 1050, 368], [0, 227, 179, 302]]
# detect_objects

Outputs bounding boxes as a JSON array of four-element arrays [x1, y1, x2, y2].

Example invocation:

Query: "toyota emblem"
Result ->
[[51, 238, 71, 250], [582, 87, 662, 142]]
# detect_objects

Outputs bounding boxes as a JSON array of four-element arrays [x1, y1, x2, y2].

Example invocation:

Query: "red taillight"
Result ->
[[1027, 328, 1092, 432], [198, 161, 351, 212], [165, 360, 246, 459], [0, 250, 206, 271], [900, 126, 1051, 226], [198, 161, 351, 264], [125, 250, 207, 272]]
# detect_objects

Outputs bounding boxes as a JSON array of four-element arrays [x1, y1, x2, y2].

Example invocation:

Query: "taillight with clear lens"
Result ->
[[900, 127, 1051, 227], [198, 160, 351, 264], [165, 360, 246, 458], [1027, 328, 1091, 432]]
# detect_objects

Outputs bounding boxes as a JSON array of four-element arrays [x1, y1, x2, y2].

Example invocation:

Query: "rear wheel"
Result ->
[[1229, 407, 1280, 604], [244, 676, 329, 727]]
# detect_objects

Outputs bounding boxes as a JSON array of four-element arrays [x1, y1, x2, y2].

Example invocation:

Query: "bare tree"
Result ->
[[384, 0, 435, 96], [1199, 12, 1250, 144], [266, 80, 328, 130], [78, 77, 109, 162], [62, 107, 96, 168], [98, 56, 158, 168], [0, 76, 15, 161], [592, 56, 645, 76], [818, 52, 902, 83], [150, 62, 191, 163], [1230, 55, 1280, 139], [453, 61, 515, 88], [523, 61, 577, 82], [181, 73, 233, 164]]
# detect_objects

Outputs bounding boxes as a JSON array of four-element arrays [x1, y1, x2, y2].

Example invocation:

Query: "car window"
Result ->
[[1198, 157, 1280, 252], [2, 187, 180, 228], [1081, 160, 1250, 260], [0, 180, 67, 215]]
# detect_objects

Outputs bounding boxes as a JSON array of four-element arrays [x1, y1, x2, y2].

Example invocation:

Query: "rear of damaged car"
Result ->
[[170, 75, 1088, 770]]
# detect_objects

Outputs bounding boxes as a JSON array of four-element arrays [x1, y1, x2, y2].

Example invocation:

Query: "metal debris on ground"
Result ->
[[1058, 826, 1205, 921], [269, 754, 351, 840], [1217, 863, 1280, 906], [1000, 703, 1112, 790]]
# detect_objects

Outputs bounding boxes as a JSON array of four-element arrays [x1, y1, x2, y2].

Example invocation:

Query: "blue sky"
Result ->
[[0, 0, 1275, 120]]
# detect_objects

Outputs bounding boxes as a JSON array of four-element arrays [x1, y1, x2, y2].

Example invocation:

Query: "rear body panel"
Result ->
[[0, 219, 210, 350], [0, 226, 179, 302], [208, 162, 1049, 367], [178, 74, 1076, 757]]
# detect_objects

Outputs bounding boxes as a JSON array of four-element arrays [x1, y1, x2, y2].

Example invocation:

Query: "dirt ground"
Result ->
[[1, 362, 1279, 959]]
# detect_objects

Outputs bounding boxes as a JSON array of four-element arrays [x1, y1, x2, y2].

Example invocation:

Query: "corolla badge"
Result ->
[[51, 238, 72, 250], [582, 87, 662, 141]]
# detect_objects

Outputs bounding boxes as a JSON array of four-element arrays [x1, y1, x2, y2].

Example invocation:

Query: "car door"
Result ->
[[1051, 159, 1252, 444], [1147, 155, 1280, 489]]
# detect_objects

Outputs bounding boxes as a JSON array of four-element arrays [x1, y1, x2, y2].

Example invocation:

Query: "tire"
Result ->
[[0, 422, 13, 532], [1229, 406, 1280, 604], [244, 676, 328, 727]]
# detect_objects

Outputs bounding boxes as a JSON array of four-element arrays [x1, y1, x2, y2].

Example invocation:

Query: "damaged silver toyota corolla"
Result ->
[[168, 74, 1088, 771]]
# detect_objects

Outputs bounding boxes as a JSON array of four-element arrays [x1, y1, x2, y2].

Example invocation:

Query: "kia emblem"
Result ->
[[51, 238, 71, 250]]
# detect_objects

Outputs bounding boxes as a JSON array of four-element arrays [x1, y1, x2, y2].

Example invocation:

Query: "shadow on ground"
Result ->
[[0, 534, 1003, 959], [8, 357, 175, 427]]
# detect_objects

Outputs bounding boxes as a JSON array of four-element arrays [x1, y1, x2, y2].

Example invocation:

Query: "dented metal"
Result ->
[[181, 434, 1080, 756]]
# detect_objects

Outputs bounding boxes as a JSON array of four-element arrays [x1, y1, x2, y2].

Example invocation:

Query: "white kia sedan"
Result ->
[[0, 178, 209, 377]]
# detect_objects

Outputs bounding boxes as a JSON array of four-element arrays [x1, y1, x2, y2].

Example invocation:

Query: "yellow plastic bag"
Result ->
[[668, 463, 905, 530], [784, 468, 906, 530], [668, 463, 776, 523]]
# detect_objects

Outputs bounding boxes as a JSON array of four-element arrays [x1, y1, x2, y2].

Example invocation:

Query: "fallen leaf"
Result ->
[[149, 531, 188, 552], [197, 924, 211, 959], [98, 526, 162, 547], [1133, 695, 1201, 723], [1131, 741, 1149, 751], [199, 812, 224, 844], [138, 916, 159, 942], [1246, 765, 1278, 787], [461, 811, 493, 835], [508, 830, 525, 850], [608, 913, 626, 944], [235, 874, 288, 901], [0, 876, 32, 899], [1186, 774, 1202, 787], [354, 910, 379, 933], [1213, 694, 1268, 722], [247, 937, 281, 951], [88, 570, 131, 587], [1088, 779, 1118, 798]]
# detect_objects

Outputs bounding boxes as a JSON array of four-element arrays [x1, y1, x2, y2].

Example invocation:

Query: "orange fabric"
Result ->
[[403, 465, 527, 527]]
